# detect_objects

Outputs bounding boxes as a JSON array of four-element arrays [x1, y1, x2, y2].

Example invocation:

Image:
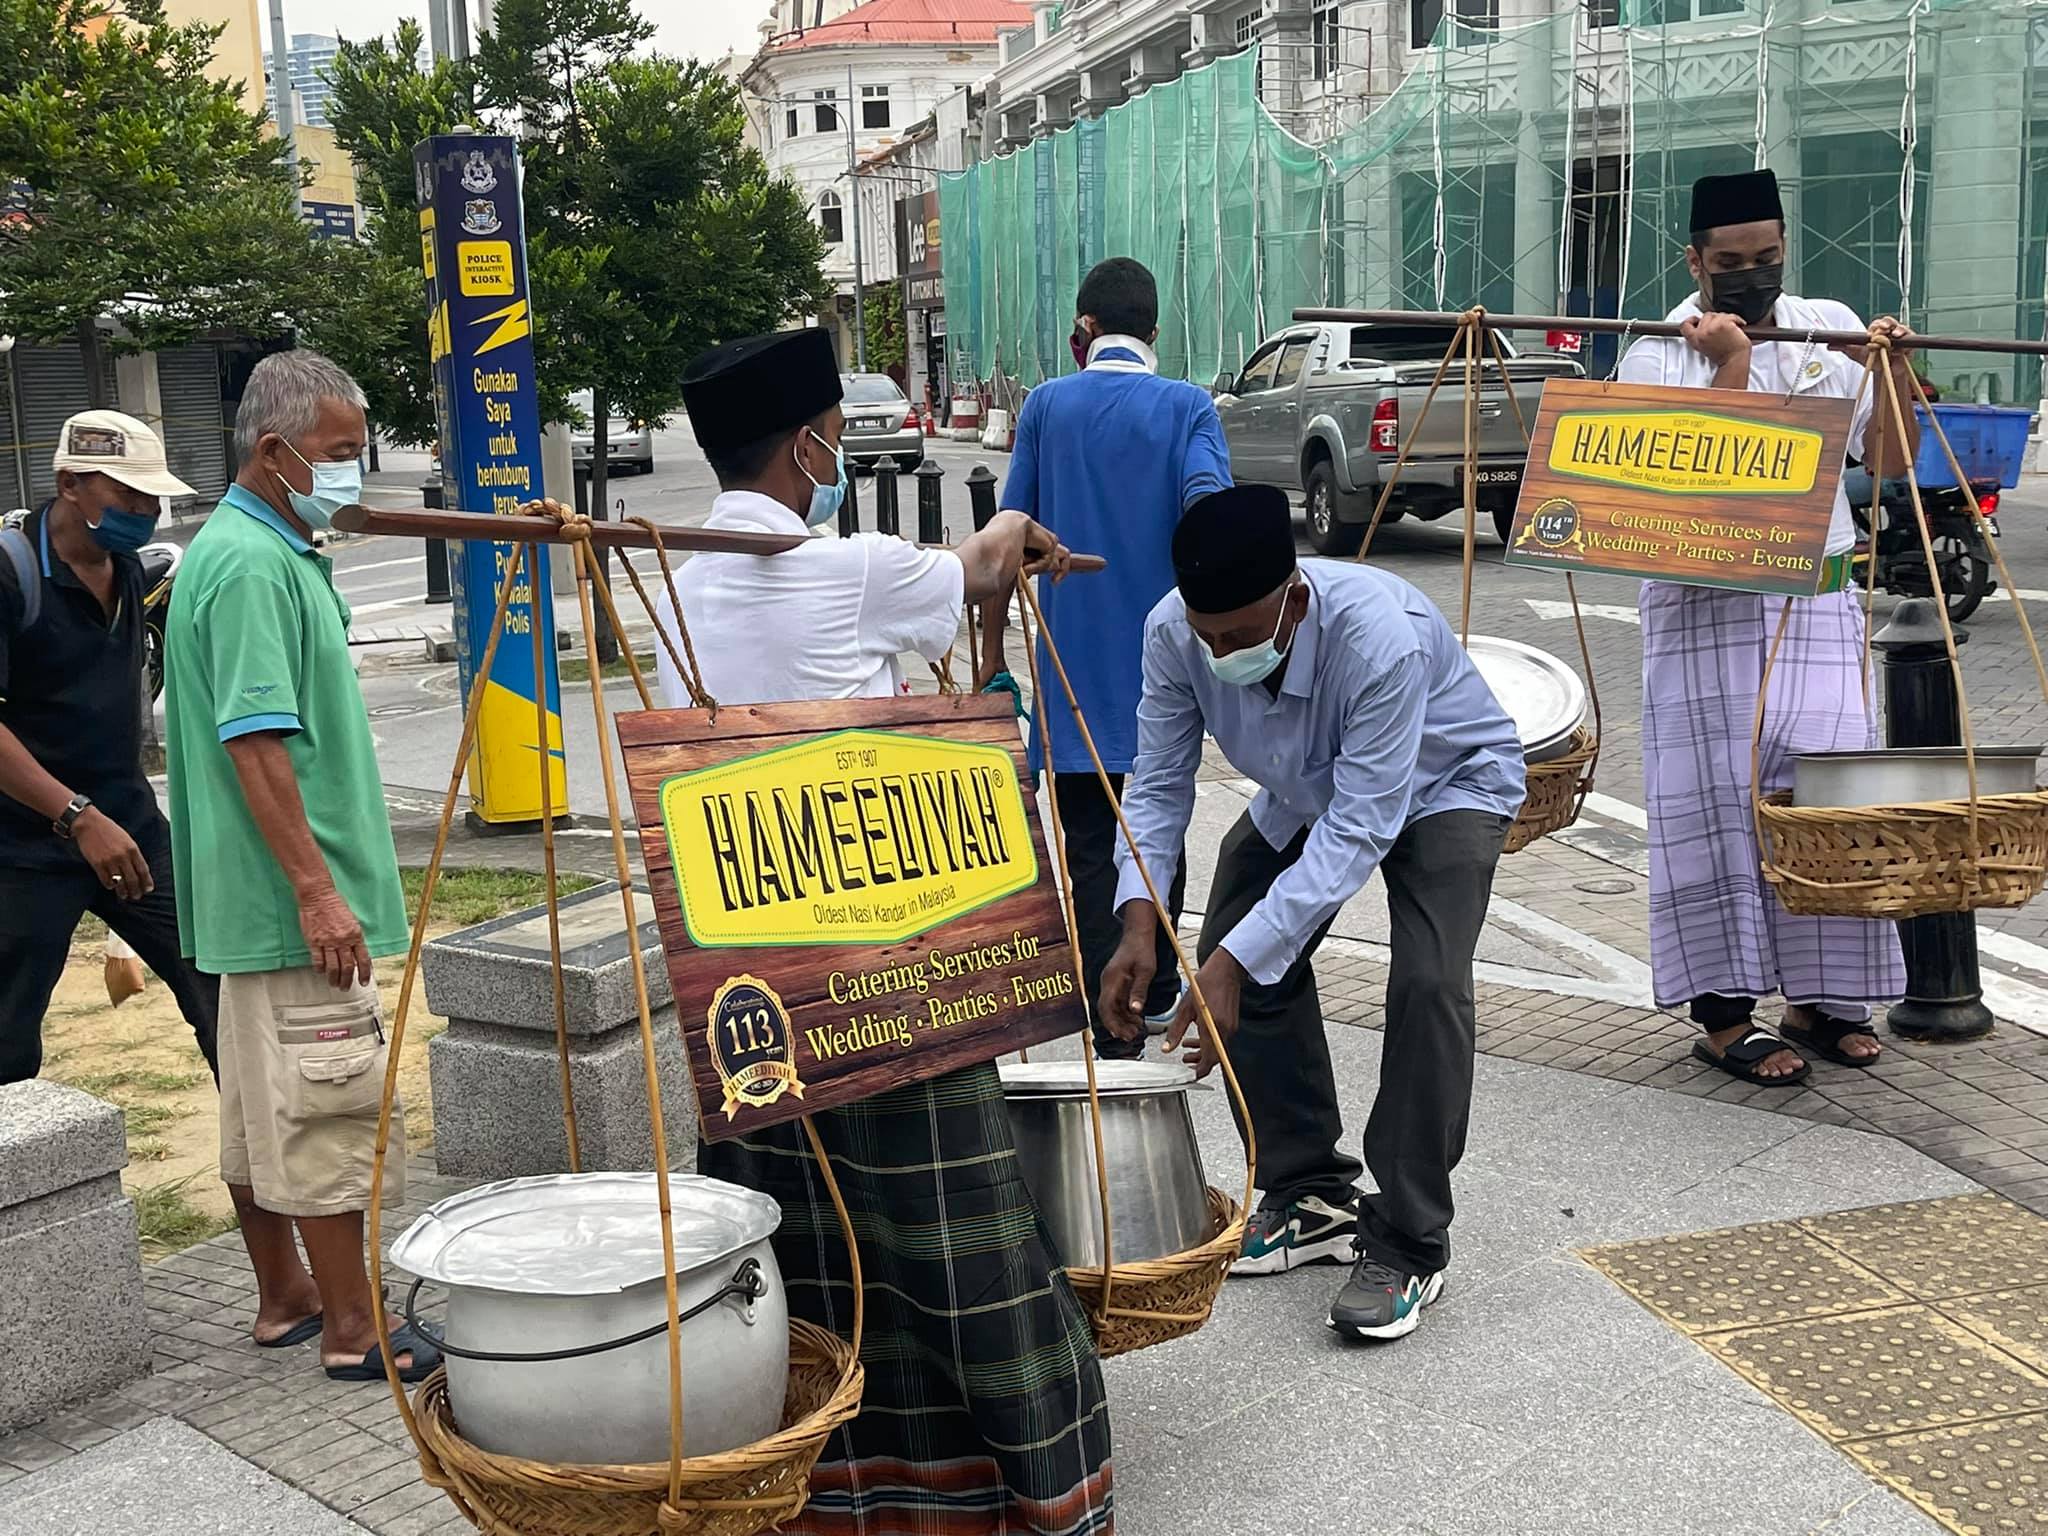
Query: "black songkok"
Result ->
[[681, 328, 843, 457], [1172, 485, 1297, 615]]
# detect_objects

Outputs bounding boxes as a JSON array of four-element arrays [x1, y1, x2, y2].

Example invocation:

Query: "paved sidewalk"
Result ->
[[0, 983, 2020, 1536]]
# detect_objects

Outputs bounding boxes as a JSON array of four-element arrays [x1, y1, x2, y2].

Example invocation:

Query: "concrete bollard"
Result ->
[[0, 1081, 151, 1429], [422, 881, 698, 1176]]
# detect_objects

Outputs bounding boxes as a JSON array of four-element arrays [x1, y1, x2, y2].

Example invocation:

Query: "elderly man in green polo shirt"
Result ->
[[164, 349, 438, 1384]]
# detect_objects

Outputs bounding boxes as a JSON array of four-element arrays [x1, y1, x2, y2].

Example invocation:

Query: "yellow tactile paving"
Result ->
[[1584, 1195, 2048, 1535], [1702, 1305, 2048, 1442], [1850, 1413, 2048, 1535], [1798, 1194, 2048, 1301], [1580, 1222, 1908, 1335], [1946, 1288, 2048, 1378]]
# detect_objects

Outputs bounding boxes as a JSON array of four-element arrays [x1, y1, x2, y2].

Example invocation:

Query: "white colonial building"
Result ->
[[743, 0, 1028, 367]]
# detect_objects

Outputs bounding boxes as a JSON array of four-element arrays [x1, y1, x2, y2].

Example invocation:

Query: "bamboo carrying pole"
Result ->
[[1292, 306, 2048, 359]]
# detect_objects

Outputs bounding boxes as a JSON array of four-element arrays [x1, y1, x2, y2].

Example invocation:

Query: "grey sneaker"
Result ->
[[1229, 1193, 1360, 1276], [1328, 1258, 1445, 1340]]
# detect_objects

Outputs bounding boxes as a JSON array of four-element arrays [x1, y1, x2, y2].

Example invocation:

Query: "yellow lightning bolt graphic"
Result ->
[[470, 299, 531, 356], [427, 301, 450, 364]]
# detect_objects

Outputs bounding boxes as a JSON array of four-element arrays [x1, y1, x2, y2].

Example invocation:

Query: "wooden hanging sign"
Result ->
[[1501, 378, 1856, 596], [619, 693, 1087, 1139]]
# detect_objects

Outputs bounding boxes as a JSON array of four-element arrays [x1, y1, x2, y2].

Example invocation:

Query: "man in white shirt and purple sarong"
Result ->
[[1618, 168, 1915, 1085]]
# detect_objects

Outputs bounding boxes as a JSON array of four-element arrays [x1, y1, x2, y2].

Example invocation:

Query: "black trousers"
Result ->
[[1200, 807, 1508, 1275], [0, 818, 220, 1085], [1054, 771, 1186, 1059]]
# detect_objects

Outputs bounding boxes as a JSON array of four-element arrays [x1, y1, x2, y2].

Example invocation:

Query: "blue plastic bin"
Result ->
[[1911, 403, 2032, 490]]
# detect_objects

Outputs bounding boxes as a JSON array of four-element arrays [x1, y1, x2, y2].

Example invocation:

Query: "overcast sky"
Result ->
[[279, 0, 766, 66]]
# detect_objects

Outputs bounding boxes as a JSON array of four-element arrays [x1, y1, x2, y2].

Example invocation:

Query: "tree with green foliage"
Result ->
[[863, 280, 906, 376], [0, 0, 320, 402], [325, 0, 831, 515], [315, 21, 476, 444]]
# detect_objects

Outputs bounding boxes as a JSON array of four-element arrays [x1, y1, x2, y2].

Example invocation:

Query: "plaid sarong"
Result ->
[[698, 1062, 1114, 1536], [1640, 582, 1906, 1014]]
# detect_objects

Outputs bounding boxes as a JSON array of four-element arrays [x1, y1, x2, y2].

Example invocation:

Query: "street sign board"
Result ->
[[620, 694, 1088, 1139], [1502, 378, 1855, 596], [413, 133, 566, 824]]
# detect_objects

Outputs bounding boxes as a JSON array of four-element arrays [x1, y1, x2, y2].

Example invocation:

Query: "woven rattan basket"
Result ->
[[1756, 789, 2048, 919], [1065, 1187, 1244, 1360], [1505, 727, 1597, 854], [411, 1318, 862, 1536]]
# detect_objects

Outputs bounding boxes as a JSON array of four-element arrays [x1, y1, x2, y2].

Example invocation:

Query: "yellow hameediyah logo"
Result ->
[[1549, 410, 1824, 496], [659, 729, 1038, 948]]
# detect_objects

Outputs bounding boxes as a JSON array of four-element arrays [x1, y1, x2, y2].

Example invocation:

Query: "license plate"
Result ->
[[857, 417, 892, 430], [1475, 470, 1519, 485]]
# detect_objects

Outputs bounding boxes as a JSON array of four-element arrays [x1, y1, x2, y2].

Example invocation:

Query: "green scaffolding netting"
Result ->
[[940, 0, 2048, 405]]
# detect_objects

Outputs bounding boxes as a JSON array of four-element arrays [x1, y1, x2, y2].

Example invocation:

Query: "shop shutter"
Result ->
[[17, 345, 91, 506], [156, 345, 227, 504]]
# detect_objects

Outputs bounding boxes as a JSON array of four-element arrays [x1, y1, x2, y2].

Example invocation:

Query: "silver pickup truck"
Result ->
[[1213, 321, 1583, 554]]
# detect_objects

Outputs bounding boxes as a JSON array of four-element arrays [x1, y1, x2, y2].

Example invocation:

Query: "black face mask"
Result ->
[[1705, 262, 1784, 327]]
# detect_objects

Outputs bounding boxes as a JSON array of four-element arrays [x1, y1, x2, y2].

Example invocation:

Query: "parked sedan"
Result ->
[[839, 373, 923, 471], [570, 389, 654, 475]]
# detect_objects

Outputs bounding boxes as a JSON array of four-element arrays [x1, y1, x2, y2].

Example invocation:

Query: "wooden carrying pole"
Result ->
[[1291, 306, 2048, 359], [331, 502, 1107, 572]]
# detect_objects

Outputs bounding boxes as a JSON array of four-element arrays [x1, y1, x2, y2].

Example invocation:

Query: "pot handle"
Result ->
[[401, 1257, 768, 1364]]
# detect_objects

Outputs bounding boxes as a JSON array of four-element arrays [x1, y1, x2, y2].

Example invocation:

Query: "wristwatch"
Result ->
[[52, 794, 92, 840]]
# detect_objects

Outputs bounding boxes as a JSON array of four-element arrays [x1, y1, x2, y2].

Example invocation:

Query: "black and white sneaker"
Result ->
[[1229, 1193, 1360, 1276], [1328, 1258, 1446, 1341]]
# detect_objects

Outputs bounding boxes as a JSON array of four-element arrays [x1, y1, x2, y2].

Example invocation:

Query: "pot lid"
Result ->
[[999, 1060, 1197, 1097], [1465, 636, 1587, 760], [390, 1172, 779, 1296]]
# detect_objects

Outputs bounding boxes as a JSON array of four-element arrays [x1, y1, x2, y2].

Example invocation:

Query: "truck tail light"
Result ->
[[1370, 398, 1400, 453]]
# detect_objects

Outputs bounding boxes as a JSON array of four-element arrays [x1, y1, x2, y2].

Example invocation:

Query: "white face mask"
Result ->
[[1204, 580, 1296, 687], [276, 440, 362, 532]]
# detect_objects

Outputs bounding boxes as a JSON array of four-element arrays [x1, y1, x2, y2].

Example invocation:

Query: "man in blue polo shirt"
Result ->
[[983, 257, 1232, 1060]]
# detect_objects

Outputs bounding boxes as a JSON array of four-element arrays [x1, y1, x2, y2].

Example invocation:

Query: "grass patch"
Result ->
[[72, 912, 109, 944], [558, 651, 655, 684], [129, 1137, 173, 1163], [118, 1102, 188, 1138], [134, 1174, 238, 1259], [68, 1067, 207, 1095], [401, 866, 598, 927]]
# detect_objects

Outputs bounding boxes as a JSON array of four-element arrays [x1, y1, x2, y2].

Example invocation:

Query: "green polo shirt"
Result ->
[[164, 485, 408, 975]]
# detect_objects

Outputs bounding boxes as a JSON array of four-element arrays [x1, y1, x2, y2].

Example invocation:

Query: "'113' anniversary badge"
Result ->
[[707, 974, 804, 1120]]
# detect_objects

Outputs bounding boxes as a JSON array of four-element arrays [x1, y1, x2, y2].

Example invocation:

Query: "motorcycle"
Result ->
[[1846, 468, 2000, 624], [4, 507, 181, 698]]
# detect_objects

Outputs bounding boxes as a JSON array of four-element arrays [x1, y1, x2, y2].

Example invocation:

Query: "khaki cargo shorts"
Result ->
[[217, 965, 405, 1218]]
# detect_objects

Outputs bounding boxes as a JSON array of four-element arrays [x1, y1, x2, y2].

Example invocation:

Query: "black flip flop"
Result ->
[[1782, 1014, 1882, 1069], [324, 1323, 442, 1384], [1691, 1027, 1811, 1087], [255, 1312, 322, 1349]]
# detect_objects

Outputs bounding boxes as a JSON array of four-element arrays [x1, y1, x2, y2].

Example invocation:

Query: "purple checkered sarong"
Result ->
[[1641, 582, 1905, 1014]]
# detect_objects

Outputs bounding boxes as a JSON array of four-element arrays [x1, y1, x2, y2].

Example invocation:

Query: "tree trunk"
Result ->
[[77, 320, 110, 408], [588, 408, 617, 665]]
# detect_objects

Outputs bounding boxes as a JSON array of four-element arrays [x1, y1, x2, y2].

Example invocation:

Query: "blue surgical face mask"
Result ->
[[277, 441, 362, 532], [87, 503, 160, 554], [1204, 581, 1297, 687], [797, 429, 847, 528]]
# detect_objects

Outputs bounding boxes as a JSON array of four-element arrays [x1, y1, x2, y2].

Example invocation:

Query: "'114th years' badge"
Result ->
[[706, 975, 804, 1121]]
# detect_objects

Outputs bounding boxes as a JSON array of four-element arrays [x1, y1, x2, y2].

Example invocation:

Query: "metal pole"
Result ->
[[427, 0, 449, 62], [840, 454, 861, 537], [449, 0, 473, 61], [1873, 598, 1995, 1042], [966, 464, 997, 531], [848, 63, 868, 371], [872, 455, 900, 536], [267, 0, 296, 158], [421, 481, 453, 604], [914, 459, 945, 544]]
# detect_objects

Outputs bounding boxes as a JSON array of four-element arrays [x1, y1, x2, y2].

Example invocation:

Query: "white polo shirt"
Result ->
[[653, 490, 964, 707]]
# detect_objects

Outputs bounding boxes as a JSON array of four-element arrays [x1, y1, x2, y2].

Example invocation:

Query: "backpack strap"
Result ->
[[0, 523, 41, 634]]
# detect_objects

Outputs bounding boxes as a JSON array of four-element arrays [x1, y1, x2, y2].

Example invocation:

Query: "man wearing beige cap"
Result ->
[[0, 410, 220, 1084]]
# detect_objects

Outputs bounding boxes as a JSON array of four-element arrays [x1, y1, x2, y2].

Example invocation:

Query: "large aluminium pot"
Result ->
[[390, 1172, 788, 1466], [1791, 746, 2042, 808], [1000, 1060, 1211, 1268]]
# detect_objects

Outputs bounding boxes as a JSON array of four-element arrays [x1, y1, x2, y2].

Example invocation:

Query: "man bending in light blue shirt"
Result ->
[[1101, 484, 1525, 1343]]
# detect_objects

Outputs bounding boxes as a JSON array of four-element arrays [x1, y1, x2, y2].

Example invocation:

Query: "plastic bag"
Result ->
[[104, 931, 145, 1006]]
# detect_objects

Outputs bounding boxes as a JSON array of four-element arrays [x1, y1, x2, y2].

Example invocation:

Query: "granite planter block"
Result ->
[[422, 882, 697, 1176], [0, 1082, 150, 1430]]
